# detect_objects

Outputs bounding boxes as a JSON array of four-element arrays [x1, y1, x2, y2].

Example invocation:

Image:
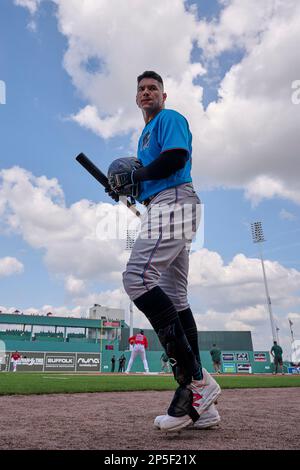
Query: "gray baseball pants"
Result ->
[[123, 183, 201, 310]]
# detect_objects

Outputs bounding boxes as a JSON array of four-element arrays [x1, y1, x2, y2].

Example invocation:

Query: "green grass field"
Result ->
[[0, 373, 299, 395]]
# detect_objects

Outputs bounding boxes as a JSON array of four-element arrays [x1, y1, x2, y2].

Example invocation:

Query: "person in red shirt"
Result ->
[[11, 351, 21, 372], [125, 330, 149, 373]]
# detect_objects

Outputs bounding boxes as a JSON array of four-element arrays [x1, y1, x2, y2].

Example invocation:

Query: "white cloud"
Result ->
[[8, 0, 300, 355], [14, 0, 41, 31], [192, 305, 300, 355], [224, 320, 253, 332], [55, 0, 200, 139], [0, 304, 85, 318], [229, 305, 267, 324], [14, 0, 300, 204], [0, 166, 137, 285], [288, 312, 300, 321], [14, 0, 41, 15], [279, 209, 298, 221], [189, 249, 300, 312], [71, 105, 126, 139], [196, 0, 295, 57], [1, 165, 299, 345], [64, 275, 86, 296], [245, 177, 300, 207], [0, 257, 24, 277]]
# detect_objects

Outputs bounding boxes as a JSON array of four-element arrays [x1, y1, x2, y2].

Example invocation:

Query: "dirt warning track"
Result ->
[[0, 387, 299, 450]]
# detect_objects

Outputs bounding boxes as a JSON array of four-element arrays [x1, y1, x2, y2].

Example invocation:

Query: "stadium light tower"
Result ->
[[126, 229, 139, 337], [251, 221, 277, 342], [288, 318, 297, 362], [276, 326, 280, 345]]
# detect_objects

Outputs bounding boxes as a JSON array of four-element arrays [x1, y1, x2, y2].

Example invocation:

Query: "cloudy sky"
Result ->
[[0, 0, 300, 357]]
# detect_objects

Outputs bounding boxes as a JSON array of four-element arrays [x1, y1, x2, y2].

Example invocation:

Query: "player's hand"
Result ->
[[108, 170, 135, 193], [105, 186, 119, 202]]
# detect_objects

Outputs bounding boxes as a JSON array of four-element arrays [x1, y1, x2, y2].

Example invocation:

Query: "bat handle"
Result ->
[[126, 200, 140, 218]]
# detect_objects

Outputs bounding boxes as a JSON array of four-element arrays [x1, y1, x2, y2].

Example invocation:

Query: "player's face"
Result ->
[[136, 78, 167, 114]]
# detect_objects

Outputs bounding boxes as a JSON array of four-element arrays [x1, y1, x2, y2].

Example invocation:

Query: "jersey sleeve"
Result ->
[[158, 111, 190, 154], [144, 336, 148, 349]]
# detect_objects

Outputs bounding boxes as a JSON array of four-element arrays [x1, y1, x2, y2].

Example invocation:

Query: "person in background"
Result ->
[[111, 355, 116, 373], [270, 341, 284, 375], [125, 329, 149, 373], [210, 344, 222, 374], [11, 351, 22, 372], [118, 354, 126, 373], [160, 351, 171, 373]]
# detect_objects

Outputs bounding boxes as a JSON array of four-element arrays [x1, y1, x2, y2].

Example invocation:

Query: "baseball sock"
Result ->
[[133, 286, 202, 382], [178, 307, 203, 379]]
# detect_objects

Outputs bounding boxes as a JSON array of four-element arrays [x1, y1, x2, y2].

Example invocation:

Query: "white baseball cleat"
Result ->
[[155, 369, 221, 433], [154, 403, 220, 430], [188, 368, 221, 415], [193, 403, 221, 429], [159, 414, 193, 432]]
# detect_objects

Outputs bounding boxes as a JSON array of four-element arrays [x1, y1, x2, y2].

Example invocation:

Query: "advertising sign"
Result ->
[[3, 351, 102, 373], [103, 321, 120, 327], [254, 352, 267, 362], [44, 353, 76, 371], [222, 353, 234, 362], [287, 367, 300, 374], [10, 352, 45, 372], [76, 353, 101, 371], [223, 363, 236, 373], [237, 363, 252, 373], [236, 352, 249, 361]]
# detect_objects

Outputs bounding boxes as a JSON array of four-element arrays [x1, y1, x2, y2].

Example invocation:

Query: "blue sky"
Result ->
[[0, 0, 300, 354]]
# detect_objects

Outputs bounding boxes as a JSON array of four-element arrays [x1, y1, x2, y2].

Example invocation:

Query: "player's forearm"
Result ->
[[133, 149, 188, 182]]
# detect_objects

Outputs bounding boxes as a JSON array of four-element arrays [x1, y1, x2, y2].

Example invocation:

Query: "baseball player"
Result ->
[[271, 341, 284, 375], [125, 329, 149, 373], [107, 71, 221, 432], [210, 344, 222, 374], [11, 350, 21, 372]]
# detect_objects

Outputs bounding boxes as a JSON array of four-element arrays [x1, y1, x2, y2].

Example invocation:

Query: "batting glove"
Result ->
[[108, 170, 136, 193], [105, 186, 119, 202]]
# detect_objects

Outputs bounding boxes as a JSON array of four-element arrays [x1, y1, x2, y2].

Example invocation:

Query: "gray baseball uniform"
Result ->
[[123, 183, 201, 308]]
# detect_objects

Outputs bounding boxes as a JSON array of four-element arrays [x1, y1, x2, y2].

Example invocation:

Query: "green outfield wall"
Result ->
[[101, 349, 272, 374], [2, 346, 272, 374], [0, 314, 273, 373]]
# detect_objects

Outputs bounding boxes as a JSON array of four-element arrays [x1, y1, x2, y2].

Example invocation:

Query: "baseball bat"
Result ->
[[76, 153, 141, 217]]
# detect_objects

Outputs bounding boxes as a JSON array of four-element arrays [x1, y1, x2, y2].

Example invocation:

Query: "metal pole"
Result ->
[[289, 320, 295, 362], [126, 229, 138, 341], [100, 321, 103, 372], [129, 301, 134, 338], [257, 242, 277, 342], [289, 321, 295, 343]]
